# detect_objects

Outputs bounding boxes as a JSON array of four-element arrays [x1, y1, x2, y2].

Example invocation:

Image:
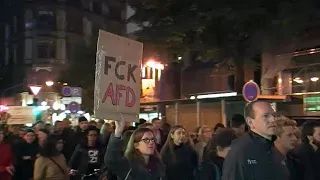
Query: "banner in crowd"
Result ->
[[94, 30, 142, 122], [6, 106, 34, 124]]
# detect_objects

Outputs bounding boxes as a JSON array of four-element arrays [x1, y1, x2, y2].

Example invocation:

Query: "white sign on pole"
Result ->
[[6, 106, 35, 124], [29, 85, 42, 96], [94, 30, 142, 122]]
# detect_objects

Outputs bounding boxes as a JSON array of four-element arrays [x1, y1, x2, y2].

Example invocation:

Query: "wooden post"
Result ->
[[174, 102, 178, 125], [221, 100, 227, 127], [196, 101, 200, 126]]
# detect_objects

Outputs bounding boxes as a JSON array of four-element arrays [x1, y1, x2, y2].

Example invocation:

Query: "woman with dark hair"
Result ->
[[0, 127, 14, 180], [14, 129, 38, 180], [37, 128, 50, 148], [105, 121, 165, 180], [33, 135, 69, 180], [161, 125, 197, 180], [69, 125, 106, 180], [196, 128, 236, 180]]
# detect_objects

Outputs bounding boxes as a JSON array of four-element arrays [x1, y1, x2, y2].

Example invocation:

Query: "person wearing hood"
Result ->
[[74, 117, 89, 145], [69, 125, 106, 180]]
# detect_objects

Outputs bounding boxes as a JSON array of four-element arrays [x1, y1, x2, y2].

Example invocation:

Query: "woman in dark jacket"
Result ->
[[14, 129, 38, 180], [69, 126, 106, 180], [161, 125, 197, 180], [105, 121, 165, 180]]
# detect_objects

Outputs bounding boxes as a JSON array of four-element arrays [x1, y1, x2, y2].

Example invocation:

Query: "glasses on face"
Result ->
[[140, 138, 157, 144]]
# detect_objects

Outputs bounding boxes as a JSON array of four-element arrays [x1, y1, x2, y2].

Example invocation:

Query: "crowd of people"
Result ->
[[0, 100, 319, 179]]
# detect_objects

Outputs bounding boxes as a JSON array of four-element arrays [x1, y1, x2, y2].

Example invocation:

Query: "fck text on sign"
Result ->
[[94, 30, 142, 122]]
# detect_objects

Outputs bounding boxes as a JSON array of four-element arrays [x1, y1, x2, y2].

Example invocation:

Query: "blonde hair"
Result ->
[[275, 116, 297, 136], [197, 125, 211, 142]]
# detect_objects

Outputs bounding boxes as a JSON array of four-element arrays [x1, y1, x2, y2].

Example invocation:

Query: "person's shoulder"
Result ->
[[231, 133, 255, 149], [226, 134, 255, 158], [35, 156, 46, 163], [294, 142, 312, 154], [2, 142, 12, 149], [58, 153, 66, 160]]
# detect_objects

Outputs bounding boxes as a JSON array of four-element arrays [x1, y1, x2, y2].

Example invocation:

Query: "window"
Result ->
[[82, 0, 90, 10], [37, 10, 56, 29], [304, 95, 320, 112], [93, 1, 101, 14], [67, 11, 83, 34], [102, 4, 108, 15], [25, 21, 34, 29], [92, 23, 100, 36], [108, 7, 123, 21], [13, 16, 17, 33], [66, 0, 81, 8], [37, 41, 55, 59]]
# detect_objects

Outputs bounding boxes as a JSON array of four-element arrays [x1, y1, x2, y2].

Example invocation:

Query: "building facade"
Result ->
[[0, 0, 126, 95]]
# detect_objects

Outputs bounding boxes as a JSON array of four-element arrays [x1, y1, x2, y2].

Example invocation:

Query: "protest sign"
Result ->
[[94, 30, 142, 122], [6, 106, 35, 124]]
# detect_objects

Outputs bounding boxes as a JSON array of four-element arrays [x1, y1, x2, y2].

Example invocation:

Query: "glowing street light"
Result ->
[[45, 81, 54, 87], [146, 60, 156, 68], [293, 77, 303, 84], [311, 77, 319, 82], [143, 59, 165, 79], [45, 81, 54, 86]]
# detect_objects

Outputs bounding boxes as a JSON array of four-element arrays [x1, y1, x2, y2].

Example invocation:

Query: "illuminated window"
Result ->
[[304, 95, 320, 112]]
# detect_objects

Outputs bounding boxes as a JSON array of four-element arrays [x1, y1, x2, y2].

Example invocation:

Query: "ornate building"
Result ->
[[0, 0, 126, 94]]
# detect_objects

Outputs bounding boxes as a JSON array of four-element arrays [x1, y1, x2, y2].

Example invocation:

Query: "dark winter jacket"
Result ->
[[69, 142, 106, 177], [105, 133, 166, 180]]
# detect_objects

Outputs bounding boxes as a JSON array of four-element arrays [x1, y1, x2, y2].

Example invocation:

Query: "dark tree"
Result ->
[[128, 0, 320, 92]]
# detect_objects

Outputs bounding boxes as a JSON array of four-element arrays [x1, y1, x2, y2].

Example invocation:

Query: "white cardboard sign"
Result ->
[[94, 30, 142, 122], [6, 106, 35, 124]]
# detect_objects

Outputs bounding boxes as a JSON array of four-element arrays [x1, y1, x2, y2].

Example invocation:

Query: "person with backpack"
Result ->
[[195, 128, 236, 180]]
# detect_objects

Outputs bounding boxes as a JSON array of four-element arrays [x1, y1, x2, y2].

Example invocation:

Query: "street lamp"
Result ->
[[45, 81, 54, 87], [311, 77, 319, 82], [146, 60, 156, 68]]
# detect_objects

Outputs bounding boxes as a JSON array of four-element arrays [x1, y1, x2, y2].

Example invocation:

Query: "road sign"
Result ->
[[62, 86, 72, 96], [71, 87, 82, 96], [68, 101, 81, 113], [29, 85, 42, 96], [242, 81, 260, 102], [62, 86, 82, 97]]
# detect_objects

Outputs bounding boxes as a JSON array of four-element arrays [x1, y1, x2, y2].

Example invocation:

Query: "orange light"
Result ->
[[146, 60, 156, 68]]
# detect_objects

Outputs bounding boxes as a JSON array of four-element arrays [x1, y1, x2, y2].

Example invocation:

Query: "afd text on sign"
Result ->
[[102, 56, 137, 107], [94, 30, 142, 122]]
